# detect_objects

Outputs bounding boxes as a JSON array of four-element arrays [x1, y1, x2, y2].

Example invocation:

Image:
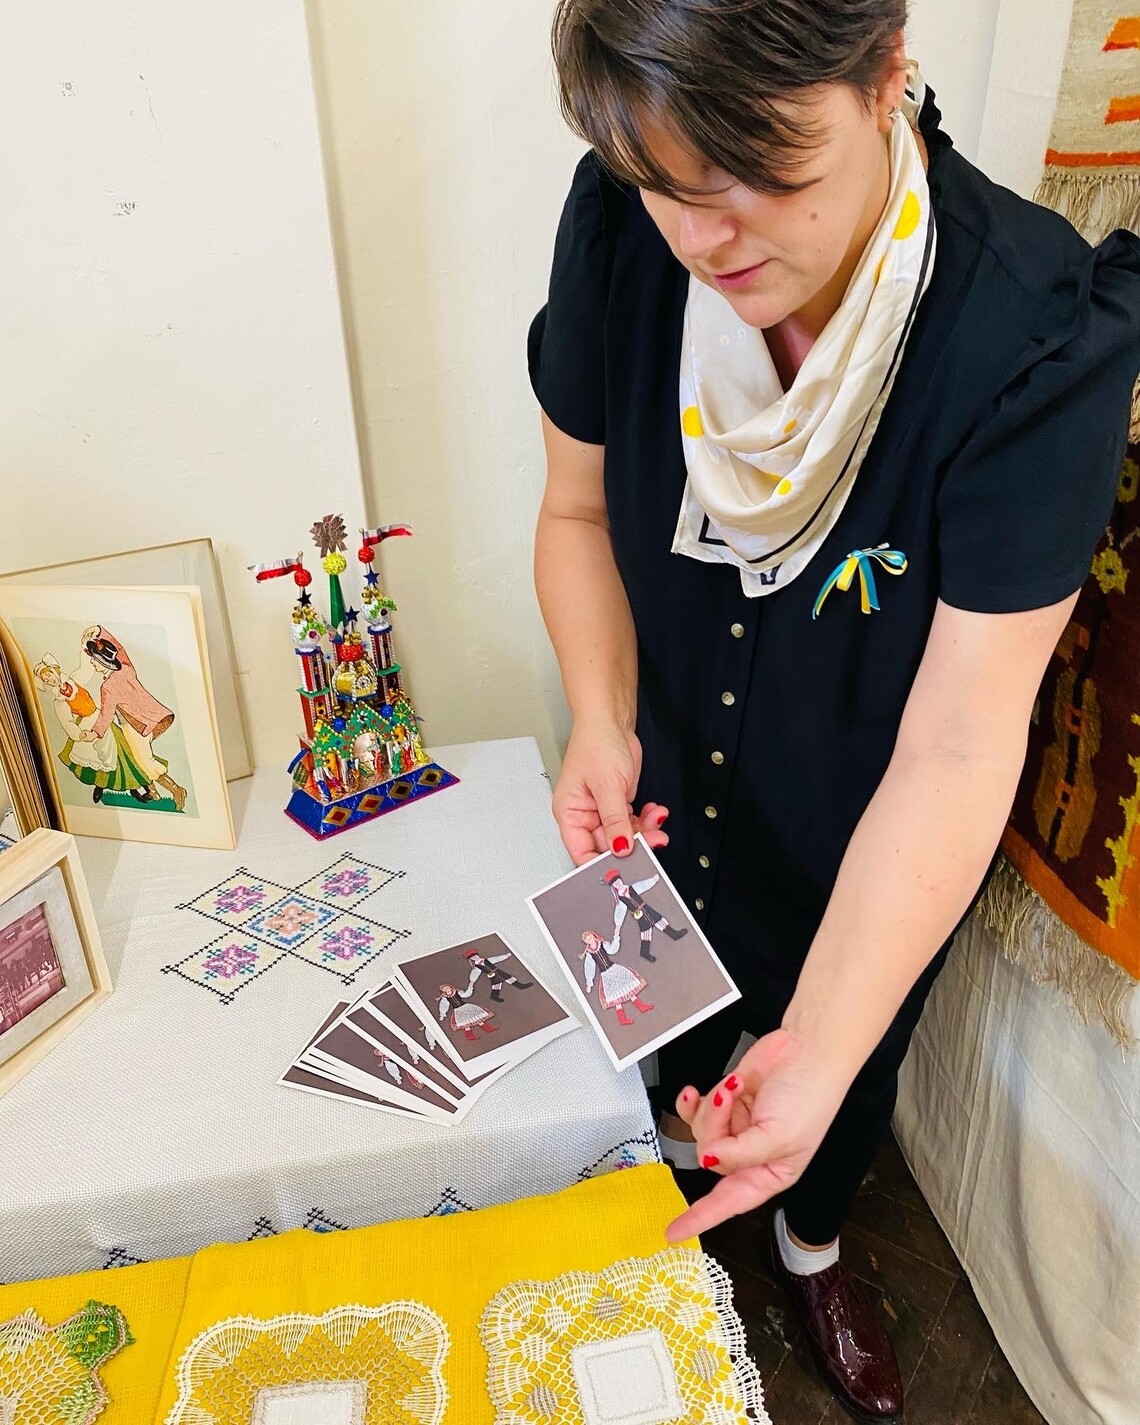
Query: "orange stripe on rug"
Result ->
[[1107, 95, 1140, 124], [1046, 147, 1140, 166], [1103, 17, 1140, 50]]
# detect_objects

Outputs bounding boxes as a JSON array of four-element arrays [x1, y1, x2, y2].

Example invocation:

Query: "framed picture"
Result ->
[[0, 828, 112, 1098], [0, 583, 236, 850], [0, 538, 251, 782], [0, 636, 59, 846]]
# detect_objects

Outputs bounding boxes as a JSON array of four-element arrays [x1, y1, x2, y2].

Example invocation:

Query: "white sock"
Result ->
[[657, 1126, 699, 1172], [775, 1208, 840, 1275]]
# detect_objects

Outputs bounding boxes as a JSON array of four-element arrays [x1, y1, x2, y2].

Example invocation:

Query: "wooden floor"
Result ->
[[685, 1132, 1047, 1424]]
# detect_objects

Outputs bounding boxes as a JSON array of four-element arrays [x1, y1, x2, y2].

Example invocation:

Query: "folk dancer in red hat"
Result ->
[[581, 930, 654, 1027], [461, 948, 533, 1002], [603, 869, 688, 962]]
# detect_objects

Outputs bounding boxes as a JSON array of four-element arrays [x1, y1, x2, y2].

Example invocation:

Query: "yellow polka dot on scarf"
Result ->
[[873, 255, 887, 287], [776, 478, 793, 497], [682, 405, 703, 438], [893, 191, 921, 242], [784, 418, 798, 435]]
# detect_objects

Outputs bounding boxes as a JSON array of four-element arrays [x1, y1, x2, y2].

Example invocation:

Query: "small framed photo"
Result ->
[[0, 828, 112, 1097]]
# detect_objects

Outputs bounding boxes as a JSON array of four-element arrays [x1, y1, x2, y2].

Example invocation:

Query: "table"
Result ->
[[894, 917, 1140, 1425], [0, 739, 658, 1286]]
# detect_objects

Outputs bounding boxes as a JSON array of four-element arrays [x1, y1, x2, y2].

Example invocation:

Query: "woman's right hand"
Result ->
[[552, 716, 670, 866]]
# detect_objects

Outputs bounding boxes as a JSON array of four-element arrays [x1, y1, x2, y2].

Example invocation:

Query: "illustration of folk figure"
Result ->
[[602, 868, 688, 962], [33, 626, 187, 812], [402, 1039, 429, 1089], [438, 981, 499, 1041], [461, 948, 533, 1002], [580, 931, 654, 1027], [372, 1047, 404, 1086]]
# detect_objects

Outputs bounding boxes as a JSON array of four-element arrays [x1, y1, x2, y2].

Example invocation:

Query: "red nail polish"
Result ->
[[713, 1092, 724, 1107], [612, 836, 630, 855], [726, 1075, 740, 1092], [702, 1154, 720, 1170], [655, 810, 668, 826]]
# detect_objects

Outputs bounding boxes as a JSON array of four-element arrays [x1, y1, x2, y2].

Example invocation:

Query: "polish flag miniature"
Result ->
[[248, 554, 304, 582], [361, 524, 414, 549]]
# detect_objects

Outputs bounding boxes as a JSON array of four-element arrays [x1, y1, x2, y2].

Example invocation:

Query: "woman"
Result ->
[[581, 928, 655, 1025], [32, 655, 150, 805], [530, 2, 1140, 1417]]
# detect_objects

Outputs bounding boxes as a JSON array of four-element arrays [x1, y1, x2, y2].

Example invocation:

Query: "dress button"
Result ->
[[705, 806, 718, 820], [711, 751, 725, 765], [721, 691, 736, 706], [731, 623, 745, 638], [699, 855, 710, 869], [695, 899, 705, 911]]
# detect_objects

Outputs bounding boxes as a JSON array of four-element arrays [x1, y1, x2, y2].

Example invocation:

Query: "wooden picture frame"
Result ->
[[0, 828, 112, 1098]]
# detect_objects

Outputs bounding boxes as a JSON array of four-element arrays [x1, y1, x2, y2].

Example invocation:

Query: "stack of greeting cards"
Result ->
[[284, 836, 743, 1119], [282, 935, 576, 1122]]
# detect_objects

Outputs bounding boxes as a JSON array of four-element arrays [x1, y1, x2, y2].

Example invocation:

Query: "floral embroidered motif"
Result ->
[[203, 940, 261, 980], [322, 868, 371, 899], [215, 883, 267, 916], [297, 854, 403, 912], [166, 1303, 448, 1425], [0, 1300, 134, 1425], [250, 897, 329, 947], [162, 934, 286, 1006], [480, 1249, 770, 1425], [320, 925, 375, 962]]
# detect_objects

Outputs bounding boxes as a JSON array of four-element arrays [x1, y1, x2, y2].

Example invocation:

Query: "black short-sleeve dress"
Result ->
[[530, 91, 1140, 1016]]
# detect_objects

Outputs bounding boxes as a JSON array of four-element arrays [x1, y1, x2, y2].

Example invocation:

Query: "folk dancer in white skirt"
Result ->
[[581, 930, 655, 1026], [438, 982, 500, 1041]]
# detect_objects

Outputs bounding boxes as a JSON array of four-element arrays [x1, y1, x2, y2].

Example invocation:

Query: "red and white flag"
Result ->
[[248, 554, 304, 582], [361, 523, 414, 549]]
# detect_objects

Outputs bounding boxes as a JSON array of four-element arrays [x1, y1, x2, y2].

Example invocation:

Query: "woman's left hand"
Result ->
[[664, 1028, 854, 1243]]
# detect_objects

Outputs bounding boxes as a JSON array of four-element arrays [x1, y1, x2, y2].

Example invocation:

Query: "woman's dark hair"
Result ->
[[552, 0, 908, 196]]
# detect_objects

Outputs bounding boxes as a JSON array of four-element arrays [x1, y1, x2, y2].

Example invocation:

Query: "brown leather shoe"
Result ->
[[768, 1216, 903, 1422]]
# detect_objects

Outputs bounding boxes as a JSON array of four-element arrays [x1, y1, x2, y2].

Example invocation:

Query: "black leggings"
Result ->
[[655, 945, 951, 1245]]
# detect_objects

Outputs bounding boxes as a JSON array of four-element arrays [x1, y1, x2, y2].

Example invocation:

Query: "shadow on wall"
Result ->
[[302, 0, 576, 773]]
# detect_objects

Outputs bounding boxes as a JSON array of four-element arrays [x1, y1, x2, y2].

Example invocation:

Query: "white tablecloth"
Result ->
[[0, 739, 658, 1285], [894, 919, 1140, 1425]]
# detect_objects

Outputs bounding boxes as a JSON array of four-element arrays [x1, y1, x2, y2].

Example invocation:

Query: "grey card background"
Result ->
[[530, 841, 734, 1061], [398, 933, 566, 1064]]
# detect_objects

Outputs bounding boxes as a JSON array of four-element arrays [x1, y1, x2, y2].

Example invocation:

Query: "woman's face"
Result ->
[[638, 81, 899, 330]]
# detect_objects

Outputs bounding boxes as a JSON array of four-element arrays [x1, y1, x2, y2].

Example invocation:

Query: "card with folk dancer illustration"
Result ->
[[280, 1000, 418, 1117], [393, 933, 577, 1079], [304, 1011, 462, 1122], [345, 981, 507, 1096], [527, 836, 740, 1072], [0, 584, 233, 849]]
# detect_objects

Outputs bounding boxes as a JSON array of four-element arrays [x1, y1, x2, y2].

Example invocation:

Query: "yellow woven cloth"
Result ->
[[0, 1253, 190, 1425], [0, 1166, 768, 1425]]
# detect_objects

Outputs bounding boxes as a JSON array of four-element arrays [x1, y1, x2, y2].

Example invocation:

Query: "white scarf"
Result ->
[[673, 76, 936, 598]]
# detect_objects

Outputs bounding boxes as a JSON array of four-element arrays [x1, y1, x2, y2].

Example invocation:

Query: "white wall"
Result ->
[[307, 0, 1019, 775], [306, 0, 580, 772], [908, 0, 1004, 163], [0, 1, 364, 769]]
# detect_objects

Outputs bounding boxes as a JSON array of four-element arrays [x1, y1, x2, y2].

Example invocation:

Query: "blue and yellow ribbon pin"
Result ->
[[812, 544, 908, 620]]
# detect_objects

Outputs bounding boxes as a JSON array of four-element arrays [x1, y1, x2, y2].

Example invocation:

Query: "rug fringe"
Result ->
[[1035, 167, 1140, 244], [977, 859, 1137, 1052]]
